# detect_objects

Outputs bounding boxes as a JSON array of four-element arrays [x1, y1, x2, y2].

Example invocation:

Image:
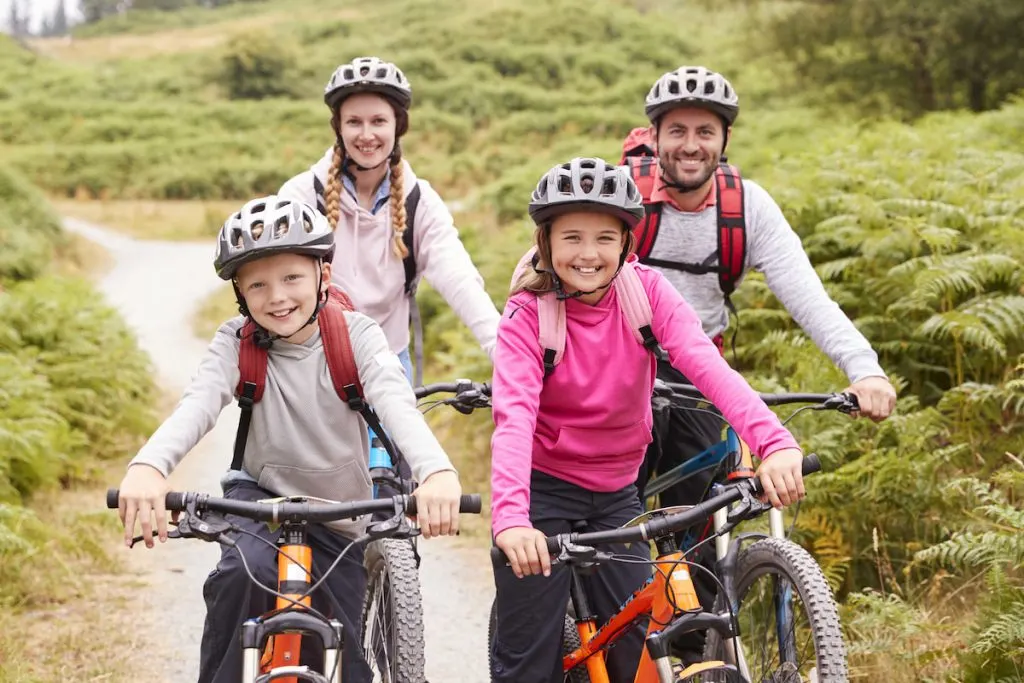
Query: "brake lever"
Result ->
[[724, 481, 773, 525], [366, 513, 421, 541]]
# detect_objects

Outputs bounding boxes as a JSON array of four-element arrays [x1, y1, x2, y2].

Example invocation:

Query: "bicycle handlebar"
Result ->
[[414, 379, 492, 401], [657, 381, 858, 412], [490, 454, 821, 568], [106, 490, 482, 521]]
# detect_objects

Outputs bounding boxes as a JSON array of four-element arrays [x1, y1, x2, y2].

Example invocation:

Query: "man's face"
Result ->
[[653, 107, 728, 192]]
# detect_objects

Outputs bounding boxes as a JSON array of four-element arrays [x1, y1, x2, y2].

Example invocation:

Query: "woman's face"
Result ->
[[337, 93, 397, 170], [548, 211, 626, 305]]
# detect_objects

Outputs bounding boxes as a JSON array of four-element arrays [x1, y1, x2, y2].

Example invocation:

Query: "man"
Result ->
[[630, 65, 897, 654]]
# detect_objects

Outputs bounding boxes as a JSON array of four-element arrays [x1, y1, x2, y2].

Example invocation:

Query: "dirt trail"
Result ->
[[65, 217, 494, 682]]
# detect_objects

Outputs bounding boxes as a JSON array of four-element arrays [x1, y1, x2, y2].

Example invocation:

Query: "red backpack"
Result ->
[[620, 127, 747, 322], [231, 285, 395, 470]]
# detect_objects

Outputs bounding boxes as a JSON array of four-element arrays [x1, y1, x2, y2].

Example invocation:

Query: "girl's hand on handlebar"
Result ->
[[412, 470, 462, 539], [756, 448, 806, 509], [118, 464, 170, 548], [495, 526, 551, 579]]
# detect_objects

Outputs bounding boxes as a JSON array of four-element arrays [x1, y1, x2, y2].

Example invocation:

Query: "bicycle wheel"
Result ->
[[487, 601, 590, 683], [702, 537, 848, 683], [360, 538, 425, 683]]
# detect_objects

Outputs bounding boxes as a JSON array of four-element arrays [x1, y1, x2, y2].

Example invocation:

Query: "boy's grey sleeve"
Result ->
[[746, 182, 887, 383], [346, 312, 456, 482], [129, 320, 241, 476]]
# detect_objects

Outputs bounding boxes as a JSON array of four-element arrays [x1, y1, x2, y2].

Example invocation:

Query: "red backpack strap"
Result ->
[[318, 297, 364, 406], [628, 157, 663, 261], [715, 163, 746, 305], [232, 319, 268, 471]]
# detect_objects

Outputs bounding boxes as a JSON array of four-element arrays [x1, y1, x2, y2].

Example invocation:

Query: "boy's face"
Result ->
[[235, 253, 331, 344]]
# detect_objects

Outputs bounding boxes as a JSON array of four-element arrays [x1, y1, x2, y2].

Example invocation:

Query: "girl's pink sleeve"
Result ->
[[490, 294, 545, 537], [640, 267, 799, 458]]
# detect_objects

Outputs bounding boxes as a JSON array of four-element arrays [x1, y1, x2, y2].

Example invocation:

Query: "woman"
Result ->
[[278, 56, 499, 383]]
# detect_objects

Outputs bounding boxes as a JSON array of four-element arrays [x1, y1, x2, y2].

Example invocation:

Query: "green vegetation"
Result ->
[[0, 165, 157, 676], [2, 0, 1022, 677]]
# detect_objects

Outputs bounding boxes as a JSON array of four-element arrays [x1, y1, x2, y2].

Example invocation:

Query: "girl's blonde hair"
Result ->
[[326, 97, 411, 259], [511, 221, 636, 295]]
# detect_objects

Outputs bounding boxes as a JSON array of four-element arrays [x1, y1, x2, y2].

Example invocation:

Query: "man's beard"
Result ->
[[658, 151, 717, 192]]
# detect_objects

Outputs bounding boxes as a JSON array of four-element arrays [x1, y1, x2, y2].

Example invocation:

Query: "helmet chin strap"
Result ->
[[234, 262, 329, 349]]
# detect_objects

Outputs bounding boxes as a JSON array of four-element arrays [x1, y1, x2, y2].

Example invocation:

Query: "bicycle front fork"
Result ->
[[240, 616, 345, 683]]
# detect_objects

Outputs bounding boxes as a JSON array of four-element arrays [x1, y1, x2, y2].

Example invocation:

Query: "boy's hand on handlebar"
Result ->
[[412, 470, 461, 539], [756, 448, 806, 509], [118, 464, 170, 548], [495, 527, 551, 579]]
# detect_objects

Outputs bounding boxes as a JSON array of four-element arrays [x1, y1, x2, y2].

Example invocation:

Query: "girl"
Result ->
[[489, 158, 805, 682], [116, 196, 464, 683], [278, 56, 500, 381]]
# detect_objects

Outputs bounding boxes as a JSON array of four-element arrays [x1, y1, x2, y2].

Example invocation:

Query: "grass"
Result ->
[[0, 470, 151, 683], [51, 198, 241, 241]]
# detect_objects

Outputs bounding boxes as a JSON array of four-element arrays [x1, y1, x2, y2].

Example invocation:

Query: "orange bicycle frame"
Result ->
[[563, 545, 735, 683], [259, 540, 313, 682], [562, 548, 704, 683]]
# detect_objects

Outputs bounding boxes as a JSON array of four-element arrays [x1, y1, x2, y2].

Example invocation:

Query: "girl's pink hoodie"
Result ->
[[490, 264, 800, 537]]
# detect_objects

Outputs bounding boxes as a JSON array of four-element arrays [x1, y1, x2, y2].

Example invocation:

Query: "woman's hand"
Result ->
[[495, 526, 551, 579], [756, 448, 805, 509], [118, 464, 170, 548], [412, 470, 462, 539]]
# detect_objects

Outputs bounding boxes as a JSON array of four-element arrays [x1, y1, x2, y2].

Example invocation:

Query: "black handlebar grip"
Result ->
[[405, 494, 482, 517], [105, 489, 190, 511], [489, 534, 563, 569]]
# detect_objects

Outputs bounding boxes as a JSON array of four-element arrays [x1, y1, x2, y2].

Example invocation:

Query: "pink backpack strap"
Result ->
[[614, 258, 660, 354], [537, 291, 565, 377]]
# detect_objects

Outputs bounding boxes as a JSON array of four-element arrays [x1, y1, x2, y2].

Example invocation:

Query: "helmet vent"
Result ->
[[250, 221, 265, 240], [273, 216, 290, 239], [579, 175, 595, 193]]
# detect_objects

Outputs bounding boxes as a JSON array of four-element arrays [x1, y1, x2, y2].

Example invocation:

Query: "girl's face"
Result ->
[[337, 93, 397, 170], [548, 212, 626, 305], [235, 253, 331, 344]]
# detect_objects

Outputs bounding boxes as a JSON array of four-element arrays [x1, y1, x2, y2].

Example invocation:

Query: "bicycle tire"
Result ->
[[702, 537, 848, 682], [487, 601, 590, 682], [360, 538, 425, 683]]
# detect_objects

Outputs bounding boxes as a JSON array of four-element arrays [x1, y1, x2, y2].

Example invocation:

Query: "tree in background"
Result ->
[[755, 0, 1024, 117], [6, 0, 28, 36], [218, 30, 297, 100]]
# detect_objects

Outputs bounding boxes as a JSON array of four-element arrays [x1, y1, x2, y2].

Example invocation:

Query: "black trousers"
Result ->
[[490, 470, 652, 683], [197, 480, 372, 683], [636, 359, 726, 658]]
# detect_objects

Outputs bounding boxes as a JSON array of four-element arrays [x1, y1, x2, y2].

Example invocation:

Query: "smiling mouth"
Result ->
[[354, 145, 381, 155], [573, 266, 602, 275], [268, 307, 297, 319]]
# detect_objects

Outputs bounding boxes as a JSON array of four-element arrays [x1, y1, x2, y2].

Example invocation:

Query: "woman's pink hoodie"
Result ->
[[490, 264, 800, 537]]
